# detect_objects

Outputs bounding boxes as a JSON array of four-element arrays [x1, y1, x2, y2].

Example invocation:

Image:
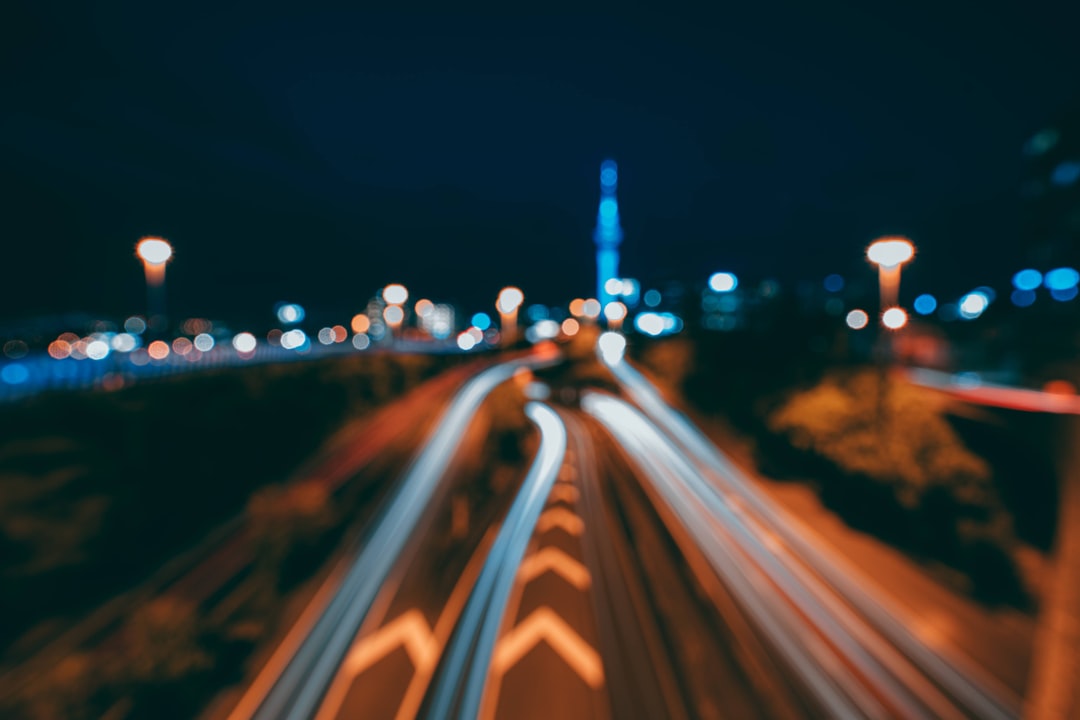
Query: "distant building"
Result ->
[[594, 160, 624, 307]]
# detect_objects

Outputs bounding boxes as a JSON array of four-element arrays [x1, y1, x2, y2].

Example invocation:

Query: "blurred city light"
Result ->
[[111, 333, 138, 352], [383, 284, 409, 305], [569, 299, 586, 317], [232, 332, 257, 354], [124, 316, 147, 334], [1011, 289, 1037, 307], [194, 333, 215, 351], [383, 305, 405, 325], [1012, 269, 1043, 291], [974, 285, 997, 303], [1, 363, 29, 384], [708, 272, 738, 293], [351, 314, 371, 334], [47, 340, 71, 359], [635, 312, 665, 336], [604, 278, 624, 296], [457, 332, 477, 351], [281, 329, 308, 350], [276, 303, 305, 324], [598, 331, 627, 364], [147, 340, 170, 360], [581, 299, 601, 319], [1051, 286, 1079, 302], [603, 301, 627, 322], [959, 292, 989, 319], [136, 237, 173, 265], [823, 274, 845, 292], [845, 309, 869, 330], [1044, 267, 1080, 291], [866, 237, 914, 268], [882, 307, 908, 329], [86, 340, 110, 360], [351, 333, 371, 350], [471, 312, 492, 331], [172, 337, 193, 356], [526, 320, 560, 343], [643, 289, 661, 307], [913, 294, 937, 315], [561, 318, 580, 336], [332, 325, 348, 343], [1051, 160, 1080, 186], [415, 298, 434, 318], [318, 327, 335, 345], [496, 287, 525, 313]]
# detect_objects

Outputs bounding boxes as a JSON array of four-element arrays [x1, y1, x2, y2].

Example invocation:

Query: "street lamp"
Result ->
[[603, 300, 627, 331], [497, 286, 524, 346], [866, 237, 914, 310], [136, 237, 173, 334]]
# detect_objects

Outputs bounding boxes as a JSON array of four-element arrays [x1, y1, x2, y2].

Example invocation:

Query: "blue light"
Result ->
[[599, 198, 618, 221], [526, 304, 548, 323], [1, 363, 29, 385], [600, 160, 618, 189], [913, 294, 937, 315], [1012, 269, 1043, 291], [959, 291, 990, 319], [1051, 161, 1080, 187], [974, 286, 997, 303], [471, 312, 492, 331], [708, 272, 738, 293], [823, 274, 844, 293], [1011, 289, 1036, 307], [275, 302, 305, 324], [643, 289, 661, 307], [1051, 286, 1079, 302], [1045, 267, 1080, 291]]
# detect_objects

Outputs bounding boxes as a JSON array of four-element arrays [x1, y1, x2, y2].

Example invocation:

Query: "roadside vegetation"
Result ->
[[635, 333, 1031, 606], [0, 352, 450, 719]]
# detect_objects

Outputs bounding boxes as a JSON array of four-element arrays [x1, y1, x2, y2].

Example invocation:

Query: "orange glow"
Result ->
[[1044, 380, 1077, 396], [48, 340, 72, 359], [332, 325, 348, 343], [414, 298, 434, 317], [383, 284, 409, 305], [350, 314, 371, 333], [147, 340, 170, 360], [569, 298, 586, 317], [561, 318, 580, 336], [136, 237, 173, 265], [497, 286, 524, 313], [58, 332, 80, 344], [172, 337, 193, 355]]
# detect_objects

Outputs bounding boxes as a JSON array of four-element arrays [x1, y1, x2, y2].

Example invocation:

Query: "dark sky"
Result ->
[[3, 3, 1078, 326]]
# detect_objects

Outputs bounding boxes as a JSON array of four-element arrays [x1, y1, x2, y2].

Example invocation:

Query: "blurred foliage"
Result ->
[[768, 370, 991, 505], [636, 338, 694, 393], [765, 368, 1025, 604], [247, 481, 337, 591], [0, 352, 447, 651]]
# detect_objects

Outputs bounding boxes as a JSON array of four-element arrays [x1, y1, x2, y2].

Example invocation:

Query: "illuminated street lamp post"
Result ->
[[497, 287, 524, 346], [382, 284, 409, 340], [603, 301, 627, 332], [866, 236, 914, 432], [136, 237, 173, 335]]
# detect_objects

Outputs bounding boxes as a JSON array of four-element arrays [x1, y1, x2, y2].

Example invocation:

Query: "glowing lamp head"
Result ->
[[603, 301, 627, 322], [867, 237, 914, 268], [597, 331, 627, 364], [382, 284, 409, 305], [881, 307, 908, 330], [136, 237, 173, 265], [497, 287, 524, 313]]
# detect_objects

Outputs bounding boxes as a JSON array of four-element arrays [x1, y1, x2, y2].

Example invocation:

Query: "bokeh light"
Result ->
[[276, 303, 305, 324], [1013, 269, 1043, 291], [172, 337, 193, 356], [86, 340, 110, 360], [1045, 267, 1080, 291], [1, 363, 29, 384], [1011, 289, 1036, 307], [882, 307, 908, 329], [913, 294, 937, 315], [415, 299, 434, 317], [643, 289, 661, 307], [194, 333, 215, 351], [112, 333, 137, 352], [124, 316, 147, 334], [383, 284, 409, 305], [471, 312, 492, 331], [497, 287, 525, 313], [383, 305, 405, 325], [708, 272, 738, 293], [823, 274, 844, 292], [603, 301, 627, 322], [561, 318, 580, 336], [598, 331, 627, 364], [581, 299, 602, 319], [959, 292, 989, 319], [457, 332, 477, 351], [845, 309, 869, 330], [351, 314, 371, 334], [569, 299, 586, 317], [866, 237, 914, 267], [232, 332, 257, 354], [352, 333, 371, 350], [147, 340, 170, 360], [136, 237, 173, 265]]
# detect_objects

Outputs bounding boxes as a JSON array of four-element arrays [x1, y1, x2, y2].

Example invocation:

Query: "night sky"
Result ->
[[4, 4, 1078, 327]]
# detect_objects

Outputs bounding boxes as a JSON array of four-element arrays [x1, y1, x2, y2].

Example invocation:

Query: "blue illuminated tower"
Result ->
[[594, 160, 624, 307]]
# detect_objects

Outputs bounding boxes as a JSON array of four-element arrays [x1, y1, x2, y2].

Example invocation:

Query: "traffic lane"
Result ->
[[599, 361, 1021, 718], [905, 367, 1080, 415], [564, 410, 690, 720], [317, 385, 532, 720], [483, 446, 608, 720], [575, 406, 794, 719]]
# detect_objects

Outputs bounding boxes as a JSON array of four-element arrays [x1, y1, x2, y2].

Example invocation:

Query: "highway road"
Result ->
[[222, 342, 1031, 719]]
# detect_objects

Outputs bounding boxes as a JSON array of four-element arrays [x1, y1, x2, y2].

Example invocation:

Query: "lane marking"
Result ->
[[536, 507, 584, 536], [490, 606, 605, 688], [342, 610, 438, 676], [517, 546, 591, 590], [548, 483, 580, 505]]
